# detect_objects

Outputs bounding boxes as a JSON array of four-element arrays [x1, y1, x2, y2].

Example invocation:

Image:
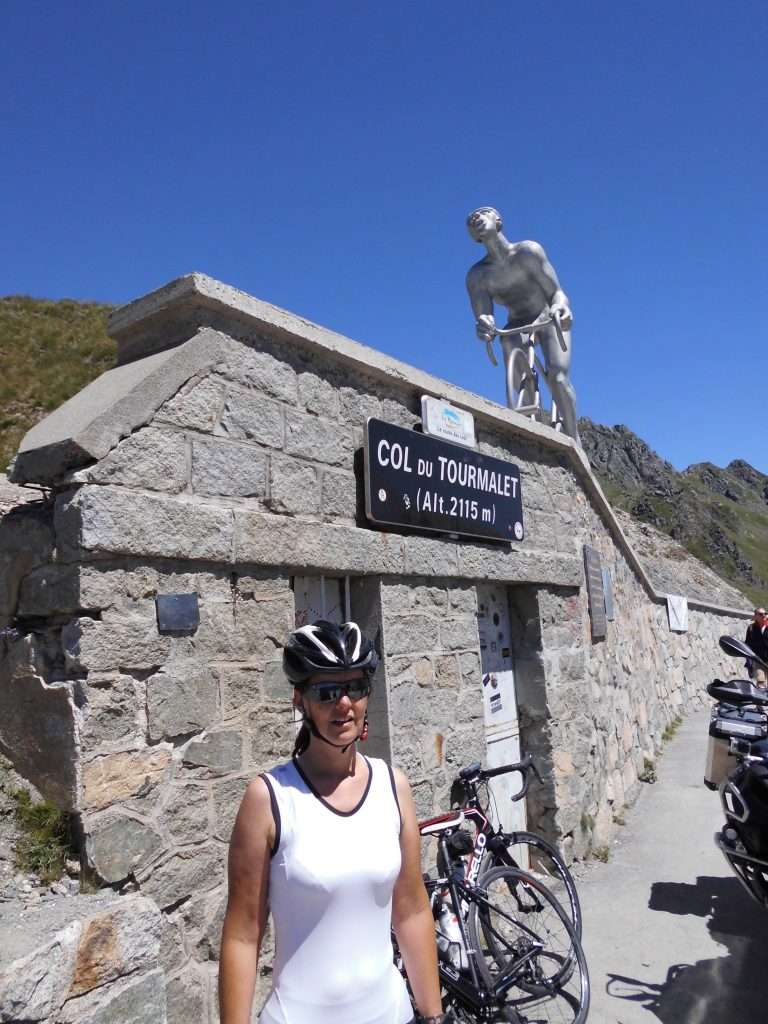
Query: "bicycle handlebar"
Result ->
[[483, 312, 568, 356], [457, 753, 542, 803]]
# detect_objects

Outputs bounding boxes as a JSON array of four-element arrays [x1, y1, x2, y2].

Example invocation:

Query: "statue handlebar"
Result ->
[[492, 313, 569, 353]]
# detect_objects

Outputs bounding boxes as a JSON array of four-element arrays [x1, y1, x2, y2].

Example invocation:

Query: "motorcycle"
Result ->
[[705, 635, 768, 907]]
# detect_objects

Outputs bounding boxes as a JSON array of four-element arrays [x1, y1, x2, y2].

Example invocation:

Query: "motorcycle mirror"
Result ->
[[719, 634, 768, 671]]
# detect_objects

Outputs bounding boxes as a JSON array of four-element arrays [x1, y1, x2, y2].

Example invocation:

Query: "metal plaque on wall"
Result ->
[[583, 545, 607, 639], [364, 418, 524, 543]]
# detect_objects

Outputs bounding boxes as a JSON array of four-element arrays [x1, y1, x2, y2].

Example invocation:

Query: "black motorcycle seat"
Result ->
[[707, 678, 768, 706]]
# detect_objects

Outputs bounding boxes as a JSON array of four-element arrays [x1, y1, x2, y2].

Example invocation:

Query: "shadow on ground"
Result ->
[[604, 875, 766, 1022]]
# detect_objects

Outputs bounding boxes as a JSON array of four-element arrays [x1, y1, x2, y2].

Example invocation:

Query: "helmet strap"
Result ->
[[302, 712, 362, 755]]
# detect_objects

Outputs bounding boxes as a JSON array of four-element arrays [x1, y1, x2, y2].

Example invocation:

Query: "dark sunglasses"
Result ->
[[304, 680, 371, 703]]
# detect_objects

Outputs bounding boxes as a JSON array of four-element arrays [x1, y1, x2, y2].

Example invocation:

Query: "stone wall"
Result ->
[[0, 274, 751, 1022]]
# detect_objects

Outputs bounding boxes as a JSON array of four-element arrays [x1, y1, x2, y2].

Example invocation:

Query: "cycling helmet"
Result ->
[[283, 620, 379, 685]]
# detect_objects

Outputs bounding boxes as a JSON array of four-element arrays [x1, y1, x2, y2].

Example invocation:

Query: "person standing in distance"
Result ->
[[219, 620, 444, 1024], [745, 608, 768, 688]]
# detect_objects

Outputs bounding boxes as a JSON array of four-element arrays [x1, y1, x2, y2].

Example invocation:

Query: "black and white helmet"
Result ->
[[283, 620, 379, 685]]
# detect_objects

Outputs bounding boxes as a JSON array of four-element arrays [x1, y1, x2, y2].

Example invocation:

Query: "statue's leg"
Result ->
[[540, 327, 580, 444], [501, 336, 535, 410]]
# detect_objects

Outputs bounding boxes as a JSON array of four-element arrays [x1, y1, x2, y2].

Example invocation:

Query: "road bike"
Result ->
[[424, 755, 582, 940], [394, 811, 590, 1023]]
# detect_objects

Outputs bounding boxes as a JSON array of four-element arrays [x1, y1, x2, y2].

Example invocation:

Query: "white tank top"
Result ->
[[258, 756, 413, 1024]]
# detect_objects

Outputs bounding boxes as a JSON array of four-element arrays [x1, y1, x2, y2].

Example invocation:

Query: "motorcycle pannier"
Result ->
[[705, 707, 768, 789]]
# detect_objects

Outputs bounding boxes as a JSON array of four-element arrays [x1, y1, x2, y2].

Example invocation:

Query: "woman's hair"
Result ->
[[293, 718, 311, 757]]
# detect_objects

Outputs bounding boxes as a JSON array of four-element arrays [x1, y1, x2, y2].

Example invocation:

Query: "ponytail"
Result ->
[[293, 720, 311, 757]]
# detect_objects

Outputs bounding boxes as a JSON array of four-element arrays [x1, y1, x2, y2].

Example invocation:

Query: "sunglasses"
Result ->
[[304, 680, 371, 703]]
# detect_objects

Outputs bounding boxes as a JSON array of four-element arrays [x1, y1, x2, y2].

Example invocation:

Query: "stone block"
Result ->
[[234, 510, 405, 576], [339, 386, 381, 425], [166, 966, 206, 1024], [0, 633, 78, 809], [0, 895, 162, 1023], [80, 675, 143, 750], [147, 663, 219, 741], [192, 437, 268, 498], [0, 505, 55, 618], [0, 918, 80, 1022], [439, 617, 479, 653], [212, 775, 250, 842], [63, 615, 172, 673], [320, 468, 358, 519], [183, 730, 243, 773], [229, 593, 295, 660], [220, 387, 284, 448], [221, 346, 298, 404], [381, 396, 417, 429], [73, 427, 188, 494], [56, 486, 235, 563], [382, 614, 440, 656], [87, 814, 164, 883], [268, 456, 320, 515], [216, 664, 263, 715], [298, 371, 340, 418], [434, 654, 460, 689], [180, 887, 227, 960], [59, 968, 166, 1024], [157, 375, 225, 431], [82, 748, 172, 812], [138, 844, 224, 910], [403, 537, 460, 577], [18, 563, 81, 616], [163, 783, 211, 845], [247, 706, 294, 768], [284, 408, 354, 465], [448, 585, 477, 613]]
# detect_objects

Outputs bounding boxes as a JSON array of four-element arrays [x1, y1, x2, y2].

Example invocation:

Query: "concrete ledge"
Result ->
[[10, 329, 238, 486]]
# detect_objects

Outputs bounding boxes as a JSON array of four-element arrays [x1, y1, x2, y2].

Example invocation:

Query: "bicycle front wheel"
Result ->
[[494, 831, 582, 938], [468, 866, 589, 1024]]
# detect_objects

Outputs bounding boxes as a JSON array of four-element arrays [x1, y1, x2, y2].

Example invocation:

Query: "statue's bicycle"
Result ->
[[483, 313, 569, 432]]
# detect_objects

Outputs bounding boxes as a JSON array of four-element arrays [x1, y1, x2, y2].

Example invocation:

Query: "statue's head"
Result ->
[[467, 207, 503, 242]]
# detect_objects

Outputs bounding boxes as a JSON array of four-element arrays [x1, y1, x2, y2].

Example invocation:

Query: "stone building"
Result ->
[[0, 273, 749, 1021]]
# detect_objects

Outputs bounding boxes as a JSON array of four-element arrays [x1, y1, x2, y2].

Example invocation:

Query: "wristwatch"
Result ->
[[420, 1016, 445, 1024]]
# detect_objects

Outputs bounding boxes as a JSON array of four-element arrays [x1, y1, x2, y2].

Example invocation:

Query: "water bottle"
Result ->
[[437, 900, 469, 970]]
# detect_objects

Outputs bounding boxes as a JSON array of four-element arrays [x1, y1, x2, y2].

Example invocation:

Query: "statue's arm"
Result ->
[[466, 267, 496, 341], [520, 241, 572, 329]]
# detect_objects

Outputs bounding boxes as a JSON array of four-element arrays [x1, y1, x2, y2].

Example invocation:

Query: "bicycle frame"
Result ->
[[426, 832, 547, 1016]]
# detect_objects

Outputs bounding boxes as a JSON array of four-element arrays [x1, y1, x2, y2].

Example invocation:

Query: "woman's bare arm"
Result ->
[[391, 767, 443, 1019], [219, 777, 274, 1024]]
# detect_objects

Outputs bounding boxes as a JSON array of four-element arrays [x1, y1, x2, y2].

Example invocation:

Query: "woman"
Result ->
[[219, 619, 445, 1024]]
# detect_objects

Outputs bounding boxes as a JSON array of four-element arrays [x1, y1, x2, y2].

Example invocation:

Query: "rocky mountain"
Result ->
[[1, 297, 764, 604], [580, 418, 768, 605]]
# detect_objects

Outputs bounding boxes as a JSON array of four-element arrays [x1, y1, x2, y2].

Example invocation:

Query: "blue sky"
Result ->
[[3, 1, 766, 474]]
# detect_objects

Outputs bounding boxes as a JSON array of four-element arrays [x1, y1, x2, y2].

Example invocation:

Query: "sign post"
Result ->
[[364, 418, 524, 543]]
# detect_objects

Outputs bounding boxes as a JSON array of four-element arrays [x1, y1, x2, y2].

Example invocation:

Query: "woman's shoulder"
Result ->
[[261, 759, 299, 789]]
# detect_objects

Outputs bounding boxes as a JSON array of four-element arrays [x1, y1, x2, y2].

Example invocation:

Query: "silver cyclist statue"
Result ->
[[465, 206, 580, 445]]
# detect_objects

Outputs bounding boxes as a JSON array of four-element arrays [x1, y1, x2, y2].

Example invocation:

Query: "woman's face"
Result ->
[[294, 669, 369, 747]]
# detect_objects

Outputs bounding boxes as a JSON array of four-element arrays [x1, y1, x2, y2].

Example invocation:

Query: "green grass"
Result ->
[[661, 716, 683, 743], [638, 758, 657, 784], [592, 845, 610, 863], [9, 787, 76, 882], [0, 296, 115, 472]]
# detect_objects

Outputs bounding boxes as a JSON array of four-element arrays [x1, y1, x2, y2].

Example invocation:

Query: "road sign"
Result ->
[[364, 418, 524, 543]]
